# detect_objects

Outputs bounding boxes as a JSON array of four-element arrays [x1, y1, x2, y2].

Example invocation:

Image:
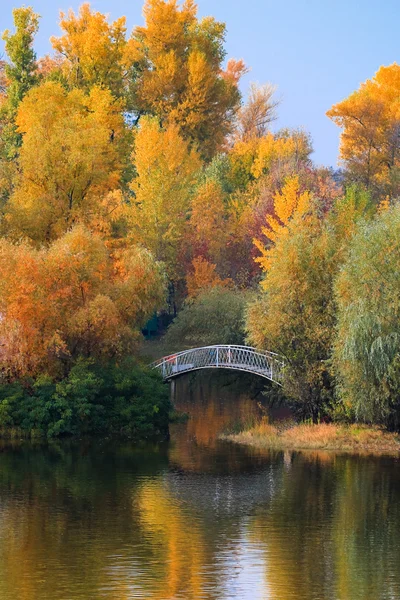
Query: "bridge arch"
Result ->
[[151, 345, 285, 385]]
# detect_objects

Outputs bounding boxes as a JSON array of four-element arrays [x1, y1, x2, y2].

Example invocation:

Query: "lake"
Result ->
[[0, 372, 399, 599]]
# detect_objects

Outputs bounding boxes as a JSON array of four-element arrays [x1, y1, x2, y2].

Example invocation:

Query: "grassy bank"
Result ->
[[222, 420, 400, 455]]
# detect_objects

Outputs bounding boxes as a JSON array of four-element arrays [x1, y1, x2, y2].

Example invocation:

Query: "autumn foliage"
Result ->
[[0, 2, 398, 433]]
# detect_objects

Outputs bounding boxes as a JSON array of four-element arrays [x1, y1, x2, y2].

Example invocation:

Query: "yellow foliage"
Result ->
[[186, 257, 232, 298], [51, 3, 130, 99], [327, 63, 400, 199], [6, 81, 127, 243], [129, 0, 245, 158], [254, 176, 311, 274], [129, 116, 200, 279]]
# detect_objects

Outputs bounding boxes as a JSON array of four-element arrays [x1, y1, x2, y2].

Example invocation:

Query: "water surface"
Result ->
[[0, 372, 399, 599]]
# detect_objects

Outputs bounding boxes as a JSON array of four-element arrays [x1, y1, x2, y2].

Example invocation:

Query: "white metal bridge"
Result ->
[[151, 345, 285, 385]]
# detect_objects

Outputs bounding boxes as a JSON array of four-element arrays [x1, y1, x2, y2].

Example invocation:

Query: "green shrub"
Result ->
[[0, 358, 170, 439]]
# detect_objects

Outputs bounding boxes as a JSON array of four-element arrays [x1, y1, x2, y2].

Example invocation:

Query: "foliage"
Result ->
[[327, 63, 400, 200], [129, 0, 246, 159], [334, 205, 400, 428], [129, 116, 200, 280], [247, 187, 373, 421], [1, 7, 39, 158], [6, 82, 128, 243], [50, 4, 133, 102], [0, 225, 166, 378], [163, 286, 248, 348], [0, 358, 170, 439], [186, 257, 233, 298]]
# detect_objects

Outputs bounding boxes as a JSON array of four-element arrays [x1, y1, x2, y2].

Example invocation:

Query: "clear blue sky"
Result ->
[[1, 0, 399, 166]]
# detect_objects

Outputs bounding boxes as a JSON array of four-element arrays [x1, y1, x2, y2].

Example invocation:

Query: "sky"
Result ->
[[0, 0, 399, 166]]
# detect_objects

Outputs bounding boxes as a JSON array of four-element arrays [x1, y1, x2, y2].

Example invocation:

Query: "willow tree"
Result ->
[[334, 205, 400, 428]]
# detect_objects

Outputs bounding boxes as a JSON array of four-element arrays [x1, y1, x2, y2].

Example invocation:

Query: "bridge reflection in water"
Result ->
[[151, 345, 285, 384]]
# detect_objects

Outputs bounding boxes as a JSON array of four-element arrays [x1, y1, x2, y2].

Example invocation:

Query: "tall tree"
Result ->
[[6, 81, 128, 243], [334, 205, 400, 428], [50, 3, 132, 102], [247, 187, 372, 420], [1, 6, 40, 158], [129, 0, 246, 158], [327, 63, 400, 200], [128, 116, 200, 281]]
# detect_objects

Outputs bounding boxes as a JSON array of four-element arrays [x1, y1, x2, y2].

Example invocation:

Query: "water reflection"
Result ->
[[0, 371, 399, 599]]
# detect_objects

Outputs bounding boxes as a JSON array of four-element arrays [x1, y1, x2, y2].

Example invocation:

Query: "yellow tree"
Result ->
[[327, 63, 400, 199], [50, 3, 132, 101], [254, 175, 311, 274], [6, 81, 128, 243], [129, 116, 200, 281], [129, 0, 246, 158]]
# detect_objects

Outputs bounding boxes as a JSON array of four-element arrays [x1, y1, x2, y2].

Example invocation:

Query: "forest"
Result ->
[[0, 1, 399, 437]]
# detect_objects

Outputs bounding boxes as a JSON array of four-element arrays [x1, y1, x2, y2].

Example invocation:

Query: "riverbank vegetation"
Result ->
[[0, 2, 399, 439], [223, 421, 400, 455]]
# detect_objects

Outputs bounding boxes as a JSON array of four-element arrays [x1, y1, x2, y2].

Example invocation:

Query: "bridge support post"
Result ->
[[170, 379, 176, 403]]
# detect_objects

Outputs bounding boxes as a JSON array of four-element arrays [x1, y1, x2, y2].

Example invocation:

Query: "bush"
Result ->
[[163, 286, 249, 348], [0, 358, 170, 439]]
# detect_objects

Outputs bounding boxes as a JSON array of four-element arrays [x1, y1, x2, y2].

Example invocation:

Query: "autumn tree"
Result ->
[[6, 81, 128, 243], [254, 175, 311, 272], [188, 180, 228, 265], [247, 187, 372, 420], [129, 0, 246, 158], [327, 63, 400, 200], [50, 3, 133, 102], [234, 82, 279, 142], [186, 256, 232, 299], [0, 7, 40, 210], [128, 116, 200, 282], [0, 225, 166, 379]]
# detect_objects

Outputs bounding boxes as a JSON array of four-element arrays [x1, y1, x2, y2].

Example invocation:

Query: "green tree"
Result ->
[[334, 204, 400, 428], [1, 6, 40, 158], [164, 286, 248, 348], [247, 188, 372, 421]]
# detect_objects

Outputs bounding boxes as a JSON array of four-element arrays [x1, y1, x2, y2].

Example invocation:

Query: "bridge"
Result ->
[[151, 345, 285, 385]]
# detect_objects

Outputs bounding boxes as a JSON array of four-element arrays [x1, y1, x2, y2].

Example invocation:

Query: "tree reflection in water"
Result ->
[[0, 371, 399, 599]]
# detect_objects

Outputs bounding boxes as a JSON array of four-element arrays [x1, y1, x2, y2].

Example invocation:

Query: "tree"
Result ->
[[129, 0, 246, 158], [0, 225, 166, 379], [50, 3, 132, 102], [1, 7, 40, 158], [334, 205, 400, 428], [234, 82, 279, 142], [247, 187, 372, 421], [128, 116, 200, 280], [186, 257, 232, 298], [254, 175, 311, 273], [6, 81, 128, 243], [327, 63, 400, 200]]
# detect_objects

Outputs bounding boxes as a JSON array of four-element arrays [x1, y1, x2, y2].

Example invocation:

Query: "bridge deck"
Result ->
[[151, 345, 284, 385]]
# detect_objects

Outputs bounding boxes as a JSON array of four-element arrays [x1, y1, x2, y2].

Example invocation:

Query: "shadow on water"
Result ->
[[0, 370, 400, 599]]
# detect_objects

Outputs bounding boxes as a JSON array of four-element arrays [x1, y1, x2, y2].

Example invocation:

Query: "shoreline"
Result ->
[[221, 422, 400, 456]]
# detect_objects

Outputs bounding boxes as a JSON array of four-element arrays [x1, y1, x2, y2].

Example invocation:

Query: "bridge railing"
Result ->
[[150, 345, 285, 384]]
